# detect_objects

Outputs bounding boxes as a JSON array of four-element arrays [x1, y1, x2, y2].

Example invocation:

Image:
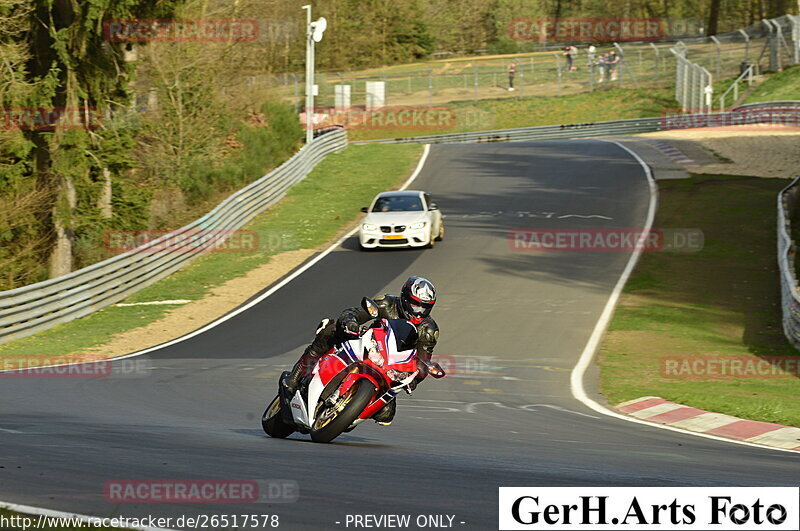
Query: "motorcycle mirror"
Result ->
[[422, 359, 446, 379], [361, 297, 379, 318]]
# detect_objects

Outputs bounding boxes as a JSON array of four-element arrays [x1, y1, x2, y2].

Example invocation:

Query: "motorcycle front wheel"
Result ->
[[262, 394, 295, 438], [310, 379, 376, 443]]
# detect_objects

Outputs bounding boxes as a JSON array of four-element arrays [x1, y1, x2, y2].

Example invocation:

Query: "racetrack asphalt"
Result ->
[[1, 140, 798, 530]]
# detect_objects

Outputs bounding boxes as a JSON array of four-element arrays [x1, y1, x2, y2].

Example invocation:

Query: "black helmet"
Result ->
[[400, 276, 436, 324]]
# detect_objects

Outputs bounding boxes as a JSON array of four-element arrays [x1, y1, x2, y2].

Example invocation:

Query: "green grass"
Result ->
[[600, 174, 800, 427], [349, 85, 678, 140], [0, 143, 423, 361], [742, 64, 800, 103]]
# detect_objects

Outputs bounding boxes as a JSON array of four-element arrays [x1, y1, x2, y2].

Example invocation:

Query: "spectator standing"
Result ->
[[508, 61, 516, 91], [568, 45, 578, 71], [596, 53, 609, 82], [587, 44, 596, 67], [608, 50, 620, 81], [563, 46, 573, 71]]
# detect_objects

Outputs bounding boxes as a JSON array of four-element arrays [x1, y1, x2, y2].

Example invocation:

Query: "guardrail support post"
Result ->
[[710, 35, 722, 79], [427, 67, 433, 107], [737, 29, 750, 62], [473, 64, 479, 100], [764, 19, 779, 72], [649, 42, 660, 82], [792, 16, 800, 64], [553, 52, 562, 94]]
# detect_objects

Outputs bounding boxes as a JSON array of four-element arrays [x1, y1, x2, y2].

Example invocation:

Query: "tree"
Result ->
[[18, 0, 183, 277], [707, 0, 722, 35]]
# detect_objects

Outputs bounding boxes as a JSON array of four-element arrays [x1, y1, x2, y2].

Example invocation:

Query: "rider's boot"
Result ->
[[372, 397, 396, 426], [284, 349, 316, 393]]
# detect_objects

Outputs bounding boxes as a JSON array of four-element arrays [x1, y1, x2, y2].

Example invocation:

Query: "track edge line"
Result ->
[[0, 146, 433, 520], [570, 139, 797, 455]]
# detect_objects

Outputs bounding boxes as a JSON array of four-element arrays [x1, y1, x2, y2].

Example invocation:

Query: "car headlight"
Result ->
[[409, 222, 426, 230], [362, 223, 378, 231]]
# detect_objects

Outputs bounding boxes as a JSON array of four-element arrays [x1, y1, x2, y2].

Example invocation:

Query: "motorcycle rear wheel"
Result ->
[[262, 394, 295, 438], [310, 379, 376, 443]]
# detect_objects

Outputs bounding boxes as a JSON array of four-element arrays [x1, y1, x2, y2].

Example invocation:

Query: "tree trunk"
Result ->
[[97, 167, 112, 219], [707, 0, 722, 36], [48, 175, 76, 277]]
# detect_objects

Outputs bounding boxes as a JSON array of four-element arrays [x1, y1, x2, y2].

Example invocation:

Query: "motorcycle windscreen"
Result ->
[[387, 319, 418, 351], [385, 319, 418, 367]]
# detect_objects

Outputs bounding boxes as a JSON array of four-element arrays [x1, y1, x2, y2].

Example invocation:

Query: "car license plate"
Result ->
[[385, 234, 403, 240]]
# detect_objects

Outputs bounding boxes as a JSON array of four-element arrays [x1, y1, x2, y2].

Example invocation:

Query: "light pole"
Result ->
[[303, 5, 326, 144]]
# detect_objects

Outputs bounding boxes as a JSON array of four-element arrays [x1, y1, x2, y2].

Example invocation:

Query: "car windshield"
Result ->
[[371, 195, 423, 212]]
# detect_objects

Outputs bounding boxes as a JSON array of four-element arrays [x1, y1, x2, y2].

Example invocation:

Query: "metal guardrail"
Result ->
[[732, 100, 800, 111], [354, 117, 664, 144], [777, 176, 800, 349], [0, 129, 347, 346], [356, 102, 800, 145], [3, 100, 799, 346]]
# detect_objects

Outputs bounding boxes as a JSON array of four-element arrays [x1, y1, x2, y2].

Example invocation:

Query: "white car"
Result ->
[[358, 190, 444, 250]]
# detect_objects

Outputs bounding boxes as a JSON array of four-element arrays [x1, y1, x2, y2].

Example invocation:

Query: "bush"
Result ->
[[180, 100, 302, 205]]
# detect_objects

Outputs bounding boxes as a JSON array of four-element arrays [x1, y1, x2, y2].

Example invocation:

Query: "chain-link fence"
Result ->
[[243, 15, 798, 114], [671, 43, 713, 113]]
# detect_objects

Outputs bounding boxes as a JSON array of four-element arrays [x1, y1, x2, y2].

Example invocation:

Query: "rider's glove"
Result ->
[[343, 319, 360, 336]]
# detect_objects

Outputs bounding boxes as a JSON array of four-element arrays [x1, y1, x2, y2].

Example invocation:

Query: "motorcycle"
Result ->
[[261, 297, 446, 443]]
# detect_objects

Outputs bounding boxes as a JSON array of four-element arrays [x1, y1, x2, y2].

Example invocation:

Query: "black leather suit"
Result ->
[[303, 294, 439, 384]]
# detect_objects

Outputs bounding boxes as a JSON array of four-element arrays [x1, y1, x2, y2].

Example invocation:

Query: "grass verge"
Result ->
[[599, 174, 800, 427], [742, 64, 800, 104], [0, 143, 423, 362], [348, 85, 678, 141]]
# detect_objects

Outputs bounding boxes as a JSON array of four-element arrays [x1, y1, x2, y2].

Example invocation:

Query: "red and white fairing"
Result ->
[[287, 319, 419, 430]]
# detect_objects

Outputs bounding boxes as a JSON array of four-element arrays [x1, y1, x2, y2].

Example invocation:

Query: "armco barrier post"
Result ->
[[649, 42, 661, 82], [710, 35, 722, 79], [473, 63, 479, 100], [792, 16, 800, 64], [764, 19, 779, 71], [737, 29, 751, 62]]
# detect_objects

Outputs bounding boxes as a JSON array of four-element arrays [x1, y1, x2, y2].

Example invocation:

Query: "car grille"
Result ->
[[380, 225, 406, 233], [379, 238, 409, 245]]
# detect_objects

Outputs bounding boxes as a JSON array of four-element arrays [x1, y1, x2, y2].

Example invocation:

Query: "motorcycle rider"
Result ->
[[283, 276, 439, 425]]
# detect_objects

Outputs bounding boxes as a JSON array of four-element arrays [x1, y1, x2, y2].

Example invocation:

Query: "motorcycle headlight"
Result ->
[[409, 222, 426, 230], [362, 223, 378, 231], [386, 369, 412, 382]]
